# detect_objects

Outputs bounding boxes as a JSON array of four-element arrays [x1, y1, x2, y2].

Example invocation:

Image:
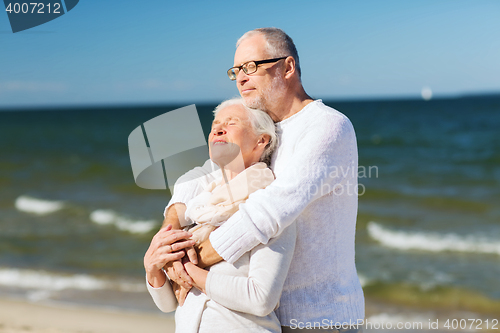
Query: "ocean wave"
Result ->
[[365, 312, 435, 328], [357, 273, 370, 287], [365, 312, 435, 327], [0, 268, 145, 293], [15, 195, 64, 215], [367, 221, 500, 255], [90, 209, 157, 234]]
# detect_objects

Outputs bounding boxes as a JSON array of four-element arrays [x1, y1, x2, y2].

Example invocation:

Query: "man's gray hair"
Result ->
[[213, 98, 277, 166], [237, 27, 301, 78]]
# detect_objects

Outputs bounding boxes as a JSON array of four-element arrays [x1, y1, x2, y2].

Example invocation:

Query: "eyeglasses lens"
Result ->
[[227, 61, 260, 80], [244, 62, 257, 74], [227, 68, 238, 80]]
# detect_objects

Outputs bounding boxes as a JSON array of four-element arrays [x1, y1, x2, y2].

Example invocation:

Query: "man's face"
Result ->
[[233, 34, 286, 115]]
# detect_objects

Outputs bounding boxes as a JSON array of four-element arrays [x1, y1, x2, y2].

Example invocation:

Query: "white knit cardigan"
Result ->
[[166, 100, 364, 326]]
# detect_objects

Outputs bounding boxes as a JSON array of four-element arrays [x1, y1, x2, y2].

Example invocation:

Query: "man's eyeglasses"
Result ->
[[227, 57, 288, 81]]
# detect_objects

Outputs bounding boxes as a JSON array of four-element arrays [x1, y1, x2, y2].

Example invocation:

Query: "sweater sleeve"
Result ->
[[205, 222, 296, 317], [210, 114, 357, 264], [163, 159, 220, 217], [146, 276, 178, 313]]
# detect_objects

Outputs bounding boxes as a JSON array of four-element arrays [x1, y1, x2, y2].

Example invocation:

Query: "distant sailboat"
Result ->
[[421, 86, 433, 101]]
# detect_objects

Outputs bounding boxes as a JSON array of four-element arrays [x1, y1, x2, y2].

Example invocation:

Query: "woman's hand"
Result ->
[[171, 257, 209, 306], [183, 258, 209, 294], [144, 225, 196, 288]]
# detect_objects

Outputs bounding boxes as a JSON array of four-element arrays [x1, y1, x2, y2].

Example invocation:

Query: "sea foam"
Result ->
[[0, 268, 144, 292], [365, 312, 434, 328], [367, 221, 500, 255], [357, 273, 370, 287], [90, 209, 157, 234], [15, 195, 64, 215]]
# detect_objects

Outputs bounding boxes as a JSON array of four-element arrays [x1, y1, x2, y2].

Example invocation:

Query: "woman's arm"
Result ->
[[183, 260, 208, 293], [144, 225, 195, 312], [146, 271, 178, 313], [186, 222, 297, 317], [144, 225, 195, 287]]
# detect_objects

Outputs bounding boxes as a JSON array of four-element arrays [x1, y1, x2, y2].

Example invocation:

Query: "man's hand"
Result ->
[[172, 281, 191, 306], [160, 203, 221, 289], [165, 234, 222, 289], [172, 254, 208, 306], [164, 259, 193, 289]]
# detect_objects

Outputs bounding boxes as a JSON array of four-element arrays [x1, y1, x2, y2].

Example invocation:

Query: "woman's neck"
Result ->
[[221, 168, 239, 183], [219, 153, 247, 183]]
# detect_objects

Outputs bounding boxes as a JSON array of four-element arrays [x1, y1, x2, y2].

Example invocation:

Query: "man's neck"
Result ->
[[269, 88, 314, 122]]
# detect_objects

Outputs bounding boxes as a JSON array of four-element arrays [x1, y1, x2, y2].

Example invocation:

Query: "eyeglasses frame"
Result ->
[[227, 56, 288, 80]]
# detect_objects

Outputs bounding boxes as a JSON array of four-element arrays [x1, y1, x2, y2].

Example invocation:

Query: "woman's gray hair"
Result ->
[[213, 98, 277, 166], [237, 27, 301, 78]]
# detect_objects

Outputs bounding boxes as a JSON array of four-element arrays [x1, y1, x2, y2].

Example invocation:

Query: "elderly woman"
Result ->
[[144, 98, 297, 333]]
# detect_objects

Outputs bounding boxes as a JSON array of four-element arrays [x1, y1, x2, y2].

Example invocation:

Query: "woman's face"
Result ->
[[209, 104, 266, 168]]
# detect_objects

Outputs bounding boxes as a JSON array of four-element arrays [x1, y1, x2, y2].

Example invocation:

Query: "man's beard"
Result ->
[[244, 71, 286, 113]]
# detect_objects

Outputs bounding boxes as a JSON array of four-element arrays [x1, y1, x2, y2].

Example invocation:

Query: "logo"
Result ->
[[3, 0, 79, 33], [128, 105, 210, 192]]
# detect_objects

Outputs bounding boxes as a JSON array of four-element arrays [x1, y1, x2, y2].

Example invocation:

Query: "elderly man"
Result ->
[[156, 27, 364, 332]]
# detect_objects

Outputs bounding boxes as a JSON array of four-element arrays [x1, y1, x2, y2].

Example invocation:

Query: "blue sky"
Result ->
[[1, 0, 499, 108]]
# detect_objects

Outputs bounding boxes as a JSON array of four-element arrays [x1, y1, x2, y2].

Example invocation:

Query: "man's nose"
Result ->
[[236, 69, 249, 85]]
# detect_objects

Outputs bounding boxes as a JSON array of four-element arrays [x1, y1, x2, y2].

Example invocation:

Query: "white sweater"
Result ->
[[147, 221, 296, 333], [165, 100, 364, 325]]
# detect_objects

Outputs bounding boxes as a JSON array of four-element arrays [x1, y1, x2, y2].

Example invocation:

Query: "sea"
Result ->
[[1, 95, 499, 315]]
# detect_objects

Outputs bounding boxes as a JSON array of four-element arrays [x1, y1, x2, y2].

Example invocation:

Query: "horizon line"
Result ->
[[1, 91, 499, 112]]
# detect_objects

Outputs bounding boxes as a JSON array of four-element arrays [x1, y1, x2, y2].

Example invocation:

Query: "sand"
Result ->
[[0, 297, 175, 333], [1, 296, 496, 333]]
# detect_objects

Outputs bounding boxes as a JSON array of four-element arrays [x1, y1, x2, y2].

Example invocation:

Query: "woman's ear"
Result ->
[[257, 134, 270, 147]]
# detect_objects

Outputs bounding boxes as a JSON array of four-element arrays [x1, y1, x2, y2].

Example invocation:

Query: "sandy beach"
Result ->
[[0, 297, 175, 333], [2, 295, 498, 333]]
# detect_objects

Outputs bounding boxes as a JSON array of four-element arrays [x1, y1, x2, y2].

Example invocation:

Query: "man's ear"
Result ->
[[283, 56, 296, 79]]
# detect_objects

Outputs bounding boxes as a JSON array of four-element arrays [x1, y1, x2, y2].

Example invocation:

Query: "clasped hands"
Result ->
[[164, 242, 201, 306], [144, 224, 201, 306]]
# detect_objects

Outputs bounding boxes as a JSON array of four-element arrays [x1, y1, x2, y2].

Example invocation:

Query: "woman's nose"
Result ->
[[212, 125, 226, 136]]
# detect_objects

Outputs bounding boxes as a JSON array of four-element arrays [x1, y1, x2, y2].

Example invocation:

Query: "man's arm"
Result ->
[[163, 203, 222, 267], [195, 238, 222, 269], [191, 222, 297, 316], [162, 202, 185, 229], [209, 114, 358, 264], [162, 158, 222, 266], [162, 158, 220, 220]]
